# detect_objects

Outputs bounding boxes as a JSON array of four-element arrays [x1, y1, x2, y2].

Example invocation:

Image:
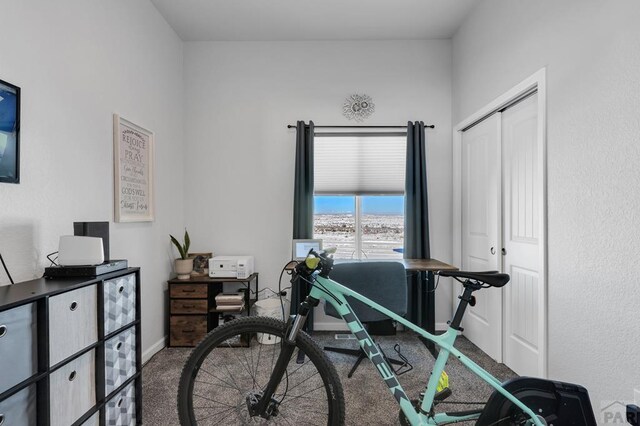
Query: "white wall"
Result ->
[[0, 0, 184, 359], [183, 40, 454, 327], [453, 0, 640, 408]]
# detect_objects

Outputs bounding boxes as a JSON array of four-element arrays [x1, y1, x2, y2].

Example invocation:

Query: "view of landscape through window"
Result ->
[[313, 195, 404, 260], [0, 133, 7, 160]]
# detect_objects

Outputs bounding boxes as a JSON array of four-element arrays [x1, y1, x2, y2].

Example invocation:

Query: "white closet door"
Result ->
[[461, 113, 503, 362], [502, 93, 543, 376]]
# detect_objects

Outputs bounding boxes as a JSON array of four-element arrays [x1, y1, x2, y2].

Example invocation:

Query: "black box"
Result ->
[[44, 260, 128, 278]]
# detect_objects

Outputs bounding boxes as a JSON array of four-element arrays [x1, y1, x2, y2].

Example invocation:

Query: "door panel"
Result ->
[[502, 93, 542, 376], [461, 113, 502, 362]]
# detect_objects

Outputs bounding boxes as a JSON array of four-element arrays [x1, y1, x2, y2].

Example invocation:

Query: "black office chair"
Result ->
[[323, 261, 409, 378]]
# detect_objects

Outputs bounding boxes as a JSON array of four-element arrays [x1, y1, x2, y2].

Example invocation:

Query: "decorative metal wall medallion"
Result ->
[[343, 94, 375, 122]]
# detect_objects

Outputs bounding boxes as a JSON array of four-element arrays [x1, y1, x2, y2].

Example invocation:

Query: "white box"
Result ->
[[58, 236, 104, 266], [209, 256, 254, 279]]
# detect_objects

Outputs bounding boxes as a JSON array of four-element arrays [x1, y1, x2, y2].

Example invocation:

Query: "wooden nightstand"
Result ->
[[167, 273, 258, 347]]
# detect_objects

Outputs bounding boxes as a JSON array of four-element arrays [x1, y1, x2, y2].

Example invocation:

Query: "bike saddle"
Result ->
[[437, 270, 510, 288]]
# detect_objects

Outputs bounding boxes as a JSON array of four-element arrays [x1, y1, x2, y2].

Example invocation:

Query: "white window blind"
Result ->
[[314, 135, 406, 195]]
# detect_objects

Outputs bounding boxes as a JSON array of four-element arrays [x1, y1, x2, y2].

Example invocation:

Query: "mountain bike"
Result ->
[[177, 248, 617, 425]]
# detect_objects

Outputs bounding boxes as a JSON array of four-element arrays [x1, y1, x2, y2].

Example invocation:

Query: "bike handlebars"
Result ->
[[293, 247, 336, 278]]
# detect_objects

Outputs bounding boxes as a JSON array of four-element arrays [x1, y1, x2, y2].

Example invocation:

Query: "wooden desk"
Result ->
[[287, 258, 457, 357]]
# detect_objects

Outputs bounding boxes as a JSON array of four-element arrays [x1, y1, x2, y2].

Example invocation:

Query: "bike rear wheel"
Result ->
[[177, 316, 345, 425]]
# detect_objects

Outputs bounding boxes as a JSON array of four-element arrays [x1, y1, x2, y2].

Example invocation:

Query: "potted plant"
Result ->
[[170, 229, 193, 280]]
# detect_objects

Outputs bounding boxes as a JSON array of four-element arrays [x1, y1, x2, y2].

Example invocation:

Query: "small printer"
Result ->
[[209, 256, 254, 279]]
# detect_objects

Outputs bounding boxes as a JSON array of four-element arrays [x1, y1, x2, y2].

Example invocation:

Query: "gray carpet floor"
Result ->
[[142, 332, 515, 425]]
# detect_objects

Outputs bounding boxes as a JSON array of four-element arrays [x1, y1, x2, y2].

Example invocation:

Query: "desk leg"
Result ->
[[418, 271, 439, 359], [416, 271, 424, 328], [290, 272, 310, 364]]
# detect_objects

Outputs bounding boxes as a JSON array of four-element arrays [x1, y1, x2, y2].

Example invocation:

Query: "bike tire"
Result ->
[[177, 316, 345, 425]]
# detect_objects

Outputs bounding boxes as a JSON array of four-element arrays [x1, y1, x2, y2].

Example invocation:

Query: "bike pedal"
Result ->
[[433, 387, 452, 404]]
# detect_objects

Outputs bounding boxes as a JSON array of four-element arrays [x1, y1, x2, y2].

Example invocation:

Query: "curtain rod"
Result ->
[[286, 124, 435, 129]]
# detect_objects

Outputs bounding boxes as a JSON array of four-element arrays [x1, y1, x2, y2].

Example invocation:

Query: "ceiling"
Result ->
[[150, 0, 479, 41]]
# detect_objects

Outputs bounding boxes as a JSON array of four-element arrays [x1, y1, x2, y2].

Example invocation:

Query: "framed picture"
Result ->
[[0, 79, 20, 184], [189, 252, 213, 276], [113, 114, 155, 222]]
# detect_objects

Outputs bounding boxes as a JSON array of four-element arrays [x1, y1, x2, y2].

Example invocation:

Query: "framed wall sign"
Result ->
[[0, 78, 20, 184], [113, 114, 155, 222]]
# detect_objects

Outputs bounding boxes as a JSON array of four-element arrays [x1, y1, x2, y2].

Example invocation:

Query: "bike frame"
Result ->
[[306, 273, 544, 426]]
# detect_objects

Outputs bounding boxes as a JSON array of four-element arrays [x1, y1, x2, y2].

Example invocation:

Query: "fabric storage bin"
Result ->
[[48, 285, 98, 366], [105, 326, 136, 395], [0, 303, 37, 394], [0, 385, 37, 426], [49, 349, 96, 426], [105, 382, 136, 426], [80, 411, 99, 426], [104, 274, 136, 335]]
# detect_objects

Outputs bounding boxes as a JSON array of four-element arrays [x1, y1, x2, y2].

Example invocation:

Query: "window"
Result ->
[[313, 135, 406, 260], [313, 195, 404, 260]]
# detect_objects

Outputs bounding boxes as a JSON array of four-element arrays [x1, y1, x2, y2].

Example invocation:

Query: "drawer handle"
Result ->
[[182, 289, 197, 293], [69, 370, 77, 381], [70, 301, 78, 311], [117, 398, 123, 408], [119, 285, 125, 293], [0, 325, 7, 338], [116, 342, 123, 351], [0, 413, 5, 426], [183, 329, 196, 333], [182, 304, 195, 308]]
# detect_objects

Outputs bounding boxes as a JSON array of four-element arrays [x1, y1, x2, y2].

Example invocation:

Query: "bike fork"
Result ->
[[252, 296, 319, 418]]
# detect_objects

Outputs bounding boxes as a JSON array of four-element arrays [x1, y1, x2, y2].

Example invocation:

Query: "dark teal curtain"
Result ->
[[404, 121, 430, 259], [291, 121, 314, 328], [404, 121, 431, 324], [292, 121, 314, 239]]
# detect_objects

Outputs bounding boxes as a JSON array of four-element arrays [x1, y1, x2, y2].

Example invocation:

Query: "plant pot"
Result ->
[[175, 258, 194, 280]]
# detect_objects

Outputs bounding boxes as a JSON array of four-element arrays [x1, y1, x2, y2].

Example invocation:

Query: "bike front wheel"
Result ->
[[177, 316, 345, 425]]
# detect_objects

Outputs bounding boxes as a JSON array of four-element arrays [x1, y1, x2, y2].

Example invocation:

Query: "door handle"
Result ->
[[490, 247, 496, 255], [501, 248, 507, 256]]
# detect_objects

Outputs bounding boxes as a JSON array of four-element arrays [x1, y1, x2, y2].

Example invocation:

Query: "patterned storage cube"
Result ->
[[105, 382, 136, 426], [105, 327, 136, 395], [104, 274, 136, 335]]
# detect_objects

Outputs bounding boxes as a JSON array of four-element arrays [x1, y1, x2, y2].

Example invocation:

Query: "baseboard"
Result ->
[[142, 335, 167, 364], [314, 322, 450, 333], [436, 322, 449, 332], [313, 322, 351, 331]]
